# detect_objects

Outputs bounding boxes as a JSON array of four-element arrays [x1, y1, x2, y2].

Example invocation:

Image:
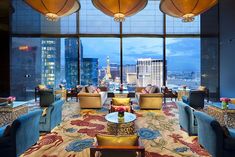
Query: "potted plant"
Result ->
[[220, 97, 231, 109]]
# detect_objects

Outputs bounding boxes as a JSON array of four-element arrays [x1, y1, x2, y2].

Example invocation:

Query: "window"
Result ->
[[123, 38, 163, 90], [11, 37, 78, 100], [123, 1, 163, 34], [79, 0, 119, 34], [10, 1, 202, 100], [12, 0, 78, 34], [166, 16, 200, 34], [80, 38, 120, 90], [166, 38, 201, 89]]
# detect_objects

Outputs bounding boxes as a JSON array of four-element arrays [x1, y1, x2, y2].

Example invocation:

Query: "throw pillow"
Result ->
[[111, 105, 131, 112], [145, 85, 152, 93], [112, 98, 131, 106], [38, 84, 47, 90], [149, 86, 160, 93], [141, 89, 148, 94], [93, 88, 101, 93], [198, 86, 206, 91], [96, 134, 138, 146], [3, 125, 11, 137]]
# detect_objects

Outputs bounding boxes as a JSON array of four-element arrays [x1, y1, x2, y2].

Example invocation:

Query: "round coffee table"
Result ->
[[105, 112, 136, 135]]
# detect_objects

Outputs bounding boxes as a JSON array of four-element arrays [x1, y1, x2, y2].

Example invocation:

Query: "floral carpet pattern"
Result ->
[[22, 99, 210, 157]]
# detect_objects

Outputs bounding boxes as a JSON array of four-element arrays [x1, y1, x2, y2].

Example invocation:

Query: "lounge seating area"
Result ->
[[1, 0, 235, 157]]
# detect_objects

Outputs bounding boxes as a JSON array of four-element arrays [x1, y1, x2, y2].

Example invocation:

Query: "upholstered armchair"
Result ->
[[90, 134, 145, 157], [182, 90, 205, 109], [39, 89, 61, 107], [39, 99, 64, 132], [176, 101, 197, 136], [194, 111, 235, 157], [77, 92, 107, 109], [135, 86, 163, 110], [0, 110, 42, 157]]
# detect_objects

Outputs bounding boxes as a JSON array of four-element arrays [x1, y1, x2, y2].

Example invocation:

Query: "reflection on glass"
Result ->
[[11, 37, 78, 100]]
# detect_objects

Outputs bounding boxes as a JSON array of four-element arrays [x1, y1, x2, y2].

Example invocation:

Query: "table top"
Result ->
[[105, 112, 136, 124], [209, 102, 235, 110]]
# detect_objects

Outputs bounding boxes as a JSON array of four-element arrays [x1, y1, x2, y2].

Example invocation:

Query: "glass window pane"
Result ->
[[123, 38, 163, 90], [80, 38, 120, 90], [123, 1, 163, 34], [11, 37, 78, 100], [79, 0, 120, 34], [166, 15, 200, 34], [166, 38, 201, 89], [12, 0, 78, 34]]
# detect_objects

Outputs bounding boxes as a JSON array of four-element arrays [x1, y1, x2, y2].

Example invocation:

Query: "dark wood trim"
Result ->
[[11, 33, 203, 38], [120, 22, 123, 84], [163, 13, 166, 86]]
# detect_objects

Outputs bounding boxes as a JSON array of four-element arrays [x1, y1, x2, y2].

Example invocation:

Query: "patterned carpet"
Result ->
[[22, 99, 210, 157]]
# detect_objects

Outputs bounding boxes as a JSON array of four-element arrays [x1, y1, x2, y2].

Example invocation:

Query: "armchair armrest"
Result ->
[[135, 87, 145, 93], [139, 93, 163, 97], [90, 139, 145, 157], [77, 93, 100, 97]]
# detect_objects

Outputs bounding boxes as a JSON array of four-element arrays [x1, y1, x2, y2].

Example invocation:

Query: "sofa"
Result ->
[[39, 99, 64, 132], [182, 90, 205, 109], [135, 86, 163, 109], [194, 111, 235, 157], [0, 110, 42, 157], [176, 101, 197, 136], [77, 86, 107, 109]]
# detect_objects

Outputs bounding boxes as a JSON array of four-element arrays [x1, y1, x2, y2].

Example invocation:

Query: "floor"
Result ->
[[21, 99, 210, 157]]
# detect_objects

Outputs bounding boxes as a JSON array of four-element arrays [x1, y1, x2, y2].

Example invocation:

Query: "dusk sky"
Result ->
[[81, 37, 200, 72]]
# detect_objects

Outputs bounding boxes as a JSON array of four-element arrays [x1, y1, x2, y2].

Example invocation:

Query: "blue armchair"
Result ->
[[182, 90, 205, 109], [39, 89, 61, 107], [39, 99, 64, 132], [194, 111, 235, 157], [0, 110, 42, 157], [176, 101, 197, 136]]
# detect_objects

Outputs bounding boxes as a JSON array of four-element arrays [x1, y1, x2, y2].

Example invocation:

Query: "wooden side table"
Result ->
[[0, 101, 28, 127]]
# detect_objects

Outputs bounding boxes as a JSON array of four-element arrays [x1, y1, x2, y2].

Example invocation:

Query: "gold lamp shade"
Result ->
[[92, 0, 148, 22], [160, 0, 218, 22], [24, 0, 80, 21]]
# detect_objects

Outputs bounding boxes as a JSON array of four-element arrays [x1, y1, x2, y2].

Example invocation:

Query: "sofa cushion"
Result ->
[[96, 134, 138, 146], [111, 105, 131, 112], [112, 98, 131, 106], [149, 86, 160, 93], [38, 84, 47, 90], [198, 86, 206, 91], [145, 86, 152, 93]]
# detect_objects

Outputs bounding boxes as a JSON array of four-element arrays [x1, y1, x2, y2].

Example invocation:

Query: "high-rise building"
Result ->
[[123, 64, 136, 82], [81, 58, 98, 86], [41, 38, 61, 88], [137, 58, 163, 87], [65, 38, 79, 88]]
